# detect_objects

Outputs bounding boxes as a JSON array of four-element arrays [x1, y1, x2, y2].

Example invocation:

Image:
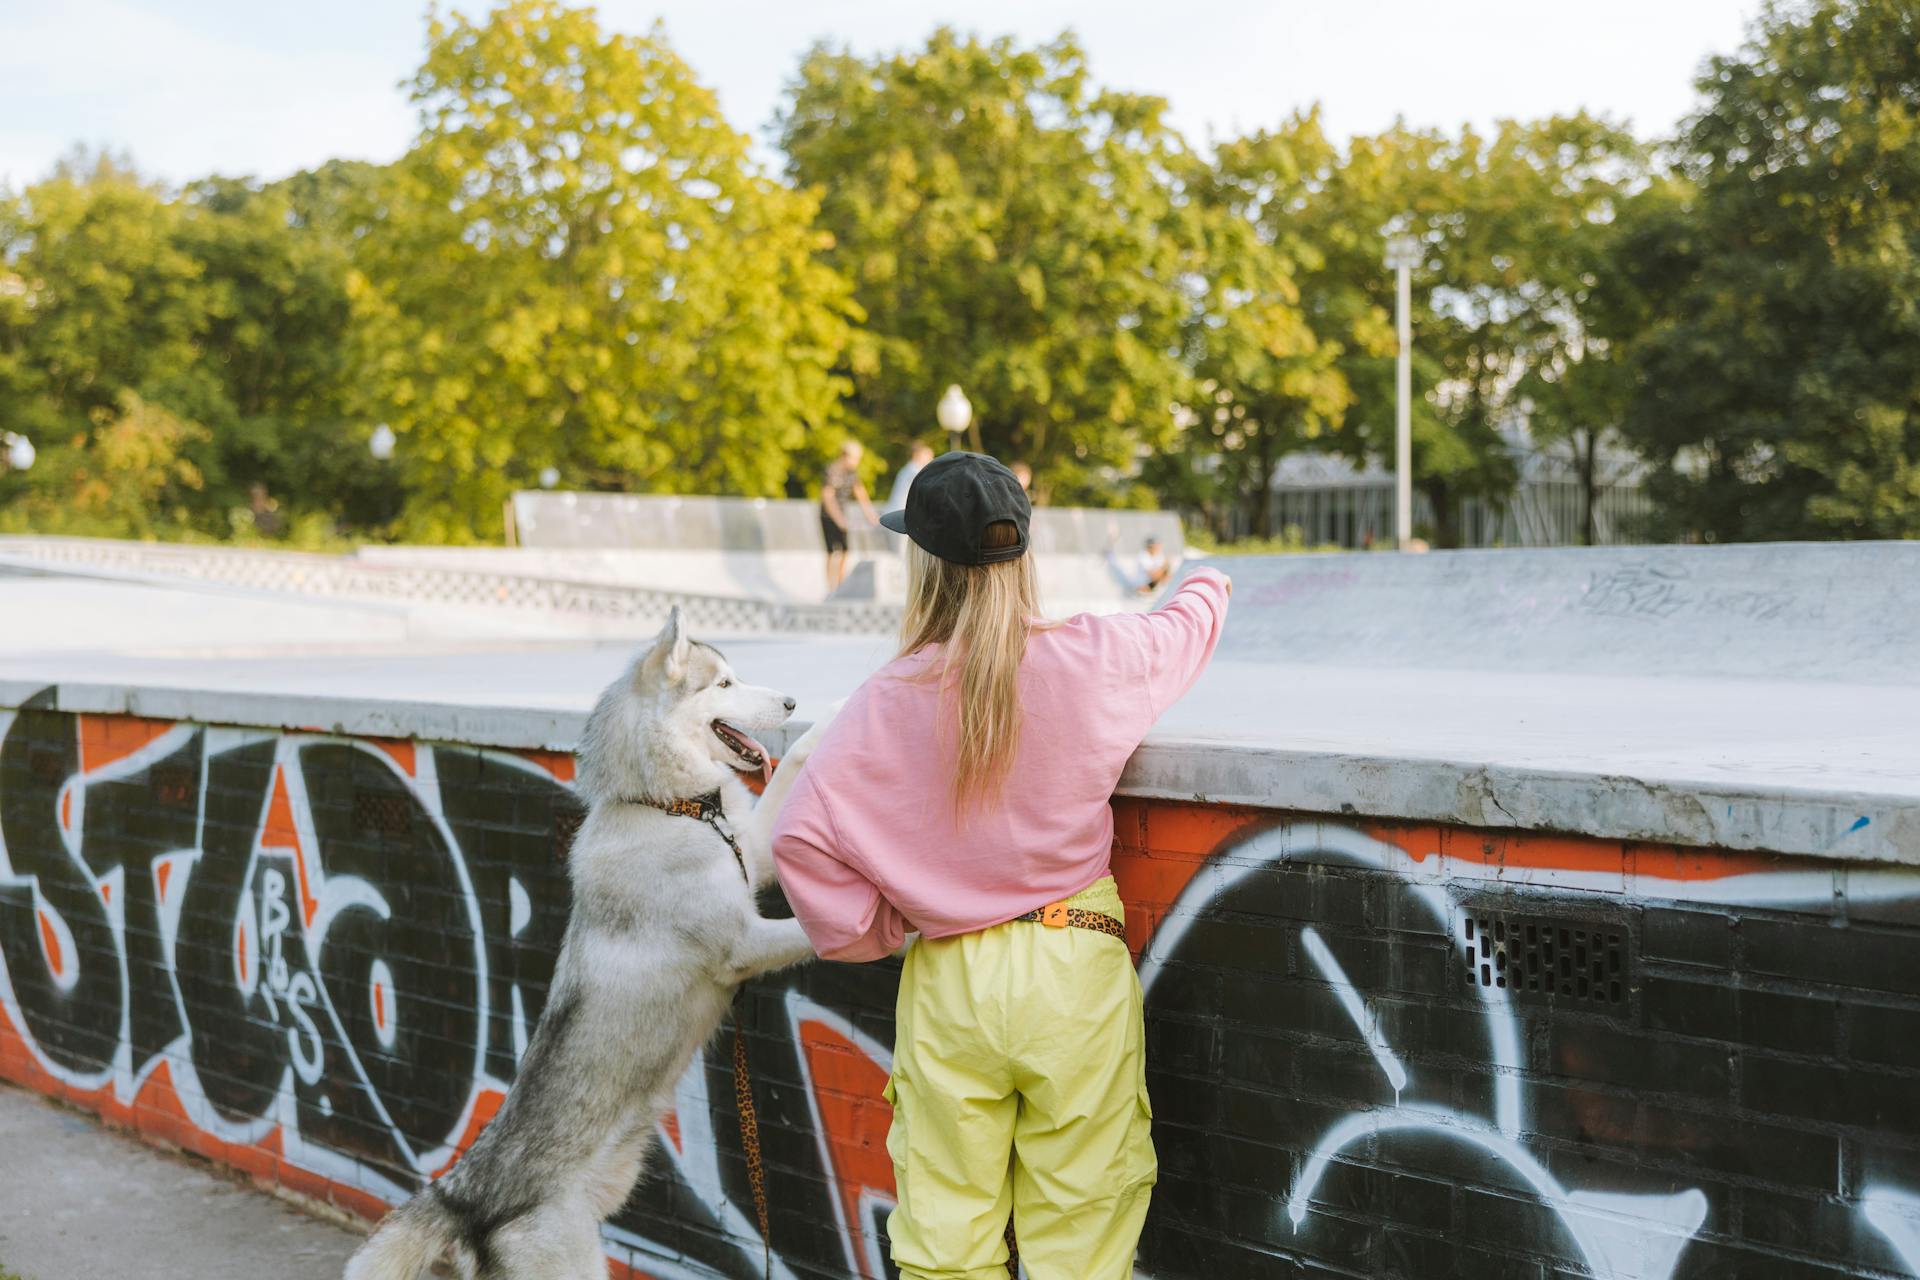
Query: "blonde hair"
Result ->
[[898, 521, 1045, 816]]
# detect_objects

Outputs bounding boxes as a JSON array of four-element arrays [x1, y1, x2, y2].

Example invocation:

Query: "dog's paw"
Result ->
[[779, 698, 846, 771], [731, 917, 818, 982], [782, 926, 821, 969]]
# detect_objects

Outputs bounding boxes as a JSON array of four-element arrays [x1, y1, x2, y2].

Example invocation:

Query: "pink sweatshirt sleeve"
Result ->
[[1133, 565, 1231, 718], [770, 767, 908, 963]]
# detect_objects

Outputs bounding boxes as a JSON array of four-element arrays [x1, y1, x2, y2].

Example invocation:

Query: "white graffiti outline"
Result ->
[[0, 721, 523, 1206], [1299, 926, 1407, 1098], [8, 711, 1917, 1279], [1863, 1185, 1920, 1275], [307, 739, 495, 1178], [1142, 821, 1709, 1280], [151, 726, 287, 1152], [0, 716, 203, 1100]]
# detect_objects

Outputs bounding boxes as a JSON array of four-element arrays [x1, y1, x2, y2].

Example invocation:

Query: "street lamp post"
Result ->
[[936, 385, 972, 453], [365, 423, 403, 530], [1384, 232, 1420, 549]]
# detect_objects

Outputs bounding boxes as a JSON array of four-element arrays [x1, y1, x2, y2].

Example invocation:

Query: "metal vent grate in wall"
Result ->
[[1459, 907, 1631, 1011], [352, 789, 413, 839]]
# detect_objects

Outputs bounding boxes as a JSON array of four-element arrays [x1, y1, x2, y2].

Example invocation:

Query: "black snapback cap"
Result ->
[[879, 451, 1031, 565]]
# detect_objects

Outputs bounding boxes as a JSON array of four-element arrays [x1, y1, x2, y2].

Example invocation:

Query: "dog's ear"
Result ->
[[642, 604, 692, 683]]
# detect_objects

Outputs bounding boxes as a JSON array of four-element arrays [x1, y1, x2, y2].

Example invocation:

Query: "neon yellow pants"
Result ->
[[883, 875, 1156, 1280]]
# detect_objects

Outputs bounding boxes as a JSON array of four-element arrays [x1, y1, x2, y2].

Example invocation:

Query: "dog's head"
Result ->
[[576, 606, 796, 806]]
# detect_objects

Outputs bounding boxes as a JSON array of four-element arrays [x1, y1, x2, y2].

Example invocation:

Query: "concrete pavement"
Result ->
[[0, 1082, 361, 1280]]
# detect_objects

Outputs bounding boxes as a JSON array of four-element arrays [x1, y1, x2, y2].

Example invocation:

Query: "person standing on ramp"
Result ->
[[772, 452, 1230, 1279]]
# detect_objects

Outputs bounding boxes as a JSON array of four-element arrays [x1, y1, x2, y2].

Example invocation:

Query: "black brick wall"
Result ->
[[1, 709, 1916, 1279]]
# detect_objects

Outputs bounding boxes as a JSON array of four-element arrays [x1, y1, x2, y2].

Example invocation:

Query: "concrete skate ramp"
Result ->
[[491, 490, 1184, 611], [0, 538, 901, 641], [1200, 541, 1920, 684]]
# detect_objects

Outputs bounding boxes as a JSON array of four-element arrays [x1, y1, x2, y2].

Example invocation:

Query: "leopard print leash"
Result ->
[[734, 1018, 771, 1279], [634, 791, 771, 1278]]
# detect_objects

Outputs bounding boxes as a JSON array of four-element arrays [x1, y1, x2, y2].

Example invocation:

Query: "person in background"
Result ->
[[887, 439, 937, 516], [1136, 536, 1172, 594], [247, 482, 285, 538], [822, 439, 880, 593], [1010, 461, 1033, 494]]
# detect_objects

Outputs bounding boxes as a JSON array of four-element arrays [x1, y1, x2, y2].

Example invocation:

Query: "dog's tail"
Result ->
[[343, 1191, 460, 1280]]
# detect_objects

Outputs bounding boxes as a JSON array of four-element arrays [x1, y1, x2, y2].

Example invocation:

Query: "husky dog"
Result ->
[[345, 607, 823, 1280]]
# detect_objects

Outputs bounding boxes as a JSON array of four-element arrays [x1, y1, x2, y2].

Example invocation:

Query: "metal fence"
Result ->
[[1250, 444, 1654, 548]]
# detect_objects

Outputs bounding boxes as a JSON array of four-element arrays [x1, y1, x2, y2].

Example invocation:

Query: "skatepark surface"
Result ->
[[1, 538, 1913, 864]]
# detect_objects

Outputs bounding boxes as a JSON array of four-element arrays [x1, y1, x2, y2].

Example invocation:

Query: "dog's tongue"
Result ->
[[735, 724, 772, 783]]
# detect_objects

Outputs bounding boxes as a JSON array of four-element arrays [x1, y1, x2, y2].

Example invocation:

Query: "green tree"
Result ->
[[1621, 0, 1920, 540], [348, 1, 859, 541], [46, 391, 211, 536], [176, 177, 358, 520], [0, 153, 220, 533], [779, 29, 1200, 503], [0, 152, 369, 540], [0, 153, 204, 435], [1272, 124, 1493, 546], [1318, 117, 1643, 546], [1174, 111, 1365, 538], [1519, 172, 1689, 544]]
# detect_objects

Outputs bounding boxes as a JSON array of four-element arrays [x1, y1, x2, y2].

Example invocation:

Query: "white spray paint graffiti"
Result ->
[[1139, 821, 1917, 1280], [5, 706, 1916, 1278]]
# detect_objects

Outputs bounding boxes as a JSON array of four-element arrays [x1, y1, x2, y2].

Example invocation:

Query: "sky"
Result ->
[[0, 0, 1765, 190]]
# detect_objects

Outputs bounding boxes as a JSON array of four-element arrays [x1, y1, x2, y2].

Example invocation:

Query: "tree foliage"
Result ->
[[1169, 112, 1355, 539], [1165, 112, 1646, 545], [1, 1, 1914, 546], [0, 153, 365, 537], [1618, 0, 1920, 540], [348, 0, 859, 541], [780, 30, 1200, 504]]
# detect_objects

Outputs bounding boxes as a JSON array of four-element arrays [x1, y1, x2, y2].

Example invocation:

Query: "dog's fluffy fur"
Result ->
[[345, 607, 823, 1280]]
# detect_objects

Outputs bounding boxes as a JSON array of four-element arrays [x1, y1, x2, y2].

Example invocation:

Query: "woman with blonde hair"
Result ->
[[772, 453, 1230, 1279]]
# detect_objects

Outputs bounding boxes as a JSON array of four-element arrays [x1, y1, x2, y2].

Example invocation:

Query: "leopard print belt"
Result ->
[[1009, 901, 1127, 941]]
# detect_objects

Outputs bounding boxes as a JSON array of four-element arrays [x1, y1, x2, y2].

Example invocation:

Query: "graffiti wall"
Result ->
[[1, 706, 1917, 1278]]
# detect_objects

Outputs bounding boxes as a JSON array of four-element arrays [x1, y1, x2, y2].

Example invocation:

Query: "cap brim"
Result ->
[[878, 508, 910, 534]]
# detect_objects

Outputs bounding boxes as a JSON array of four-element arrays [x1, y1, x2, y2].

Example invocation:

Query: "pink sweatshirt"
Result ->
[[771, 566, 1231, 962]]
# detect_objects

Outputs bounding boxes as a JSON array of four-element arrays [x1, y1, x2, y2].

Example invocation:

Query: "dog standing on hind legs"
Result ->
[[345, 606, 831, 1280]]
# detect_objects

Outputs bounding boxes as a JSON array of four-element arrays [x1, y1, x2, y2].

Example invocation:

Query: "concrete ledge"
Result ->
[[9, 676, 1912, 866], [5, 540, 1913, 867], [1117, 737, 1906, 864]]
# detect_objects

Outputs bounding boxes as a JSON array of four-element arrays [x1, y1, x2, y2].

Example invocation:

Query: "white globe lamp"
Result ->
[[936, 385, 972, 451]]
